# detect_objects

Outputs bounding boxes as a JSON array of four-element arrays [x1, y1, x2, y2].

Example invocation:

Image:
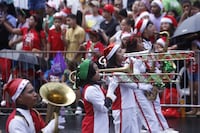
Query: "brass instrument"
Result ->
[[144, 86, 159, 101], [124, 31, 170, 58], [99, 63, 132, 73], [40, 82, 76, 133], [158, 31, 170, 52], [69, 63, 133, 84]]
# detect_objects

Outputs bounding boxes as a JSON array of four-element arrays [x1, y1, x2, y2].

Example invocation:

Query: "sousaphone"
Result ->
[[40, 82, 76, 133]]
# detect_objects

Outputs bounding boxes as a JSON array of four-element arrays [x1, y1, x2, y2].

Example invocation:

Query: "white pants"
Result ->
[[152, 94, 169, 130], [112, 107, 139, 133], [134, 89, 161, 133]]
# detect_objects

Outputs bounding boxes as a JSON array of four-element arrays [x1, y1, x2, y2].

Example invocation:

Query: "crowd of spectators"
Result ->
[[0, 0, 200, 115]]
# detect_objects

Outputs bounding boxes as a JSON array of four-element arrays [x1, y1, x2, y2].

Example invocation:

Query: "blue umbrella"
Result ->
[[172, 13, 200, 39]]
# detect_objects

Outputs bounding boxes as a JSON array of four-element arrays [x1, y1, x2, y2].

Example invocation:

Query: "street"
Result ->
[[1, 113, 200, 133]]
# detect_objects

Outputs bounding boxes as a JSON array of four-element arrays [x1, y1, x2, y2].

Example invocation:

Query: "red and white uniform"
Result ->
[[107, 71, 139, 133], [82, 84, 109, 133], [131, 56, 169, 132], [6, 108, 45, 133]]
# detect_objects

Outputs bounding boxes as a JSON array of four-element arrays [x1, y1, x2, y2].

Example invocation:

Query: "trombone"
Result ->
[[69, 63, 133, 84], [68, 61, 178, 84], [124, 31, 195, 61]]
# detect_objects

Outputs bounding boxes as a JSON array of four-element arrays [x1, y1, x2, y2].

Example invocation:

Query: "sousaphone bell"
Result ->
[[40, 82, 76, 133]]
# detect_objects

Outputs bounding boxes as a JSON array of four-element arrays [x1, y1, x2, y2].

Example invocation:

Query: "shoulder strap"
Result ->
[[16, 110, 30, 126]]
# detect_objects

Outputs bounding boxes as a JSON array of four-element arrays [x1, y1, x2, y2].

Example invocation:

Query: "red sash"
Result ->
[[6, 109, 46, 133]]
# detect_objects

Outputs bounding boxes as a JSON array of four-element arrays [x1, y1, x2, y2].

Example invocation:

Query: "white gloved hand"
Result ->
[[122, 82, 138, 90], [106, 76, 119, 102], [103, 76, 112, 85], [134, 58, 146, 73], [42, 116, 66, 133]]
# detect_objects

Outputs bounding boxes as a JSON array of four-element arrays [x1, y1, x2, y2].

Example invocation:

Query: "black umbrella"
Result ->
[[0, 49, 38, 65], [172, 13, 200, 39]]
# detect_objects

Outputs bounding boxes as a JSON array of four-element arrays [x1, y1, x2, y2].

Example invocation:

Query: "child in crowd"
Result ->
[[46, 12, 66, 60], [81, 29, 104, 63]]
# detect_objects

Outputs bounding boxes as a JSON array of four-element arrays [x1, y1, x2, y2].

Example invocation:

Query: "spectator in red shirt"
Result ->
[[0, 13, 45, 52], [46, 12, 66, 60], [0, 13, 46, 86]]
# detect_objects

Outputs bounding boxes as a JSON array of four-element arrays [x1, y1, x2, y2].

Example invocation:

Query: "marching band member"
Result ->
[[103, 43, 139, 133], [128, 56, 162, 133], [132, 18, 173, 133], [1, 78, 65, 133], [75, 59, 113, 133]]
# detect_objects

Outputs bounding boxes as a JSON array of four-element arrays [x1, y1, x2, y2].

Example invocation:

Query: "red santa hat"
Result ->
[[1, 78, 30, 106], [138, 11, 150, 19], [134, 18, 149, 34], [156, 37, 167, 47], [161, 15, 178, 27], [53, 12, 63, 19], [104, 43, 120, 60], [60, 7, 71, 17]]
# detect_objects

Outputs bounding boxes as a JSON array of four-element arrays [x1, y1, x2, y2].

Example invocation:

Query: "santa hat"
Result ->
[[151, 0, 163, 10], [138, 11, 150, 19], [156, 37, 167, 47], [60, 7, 71, 17], [134, 19, 149, 34], [1, 78, 30, 106], [104, 43, 120, 60], [121, 32, 132, 40], [161, 15, 178, 27], [53, 12, 63, 19]]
